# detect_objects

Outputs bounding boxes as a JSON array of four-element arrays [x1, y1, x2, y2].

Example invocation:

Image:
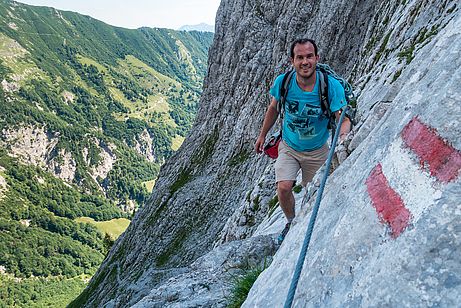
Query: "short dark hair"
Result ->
[[290, 38, 318, 58]]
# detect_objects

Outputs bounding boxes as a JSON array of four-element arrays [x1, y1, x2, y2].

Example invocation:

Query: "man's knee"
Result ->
[[277, 181, 295, 195]]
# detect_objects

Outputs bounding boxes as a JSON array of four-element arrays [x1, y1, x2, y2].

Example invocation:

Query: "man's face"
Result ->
[[291, 42, 319, 79]]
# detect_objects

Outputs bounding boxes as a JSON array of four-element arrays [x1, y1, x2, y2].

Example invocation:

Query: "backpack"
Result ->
[[277, 63, 356, 133]]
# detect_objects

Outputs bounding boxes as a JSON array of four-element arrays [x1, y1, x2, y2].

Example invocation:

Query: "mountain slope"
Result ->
[[0, 0, 213, 203], [0, 0, 212, 305]]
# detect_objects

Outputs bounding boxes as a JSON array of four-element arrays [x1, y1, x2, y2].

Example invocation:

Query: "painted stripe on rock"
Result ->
[[366, 164, 411, 238], [402, 116, 461, 183], [380, 138, 442, 225]]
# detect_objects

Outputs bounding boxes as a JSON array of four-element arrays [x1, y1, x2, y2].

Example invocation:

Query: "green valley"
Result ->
[[0, 0, 213, 306]]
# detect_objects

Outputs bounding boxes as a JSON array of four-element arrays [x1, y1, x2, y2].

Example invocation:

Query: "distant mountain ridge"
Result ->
[[179, 23, 214, 32]]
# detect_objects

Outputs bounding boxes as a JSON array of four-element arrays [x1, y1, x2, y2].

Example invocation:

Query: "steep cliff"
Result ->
[[78, 0, 460, 306]]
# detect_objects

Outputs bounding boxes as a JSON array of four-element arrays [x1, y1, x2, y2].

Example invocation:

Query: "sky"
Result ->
[[16, 0, 221, 30]]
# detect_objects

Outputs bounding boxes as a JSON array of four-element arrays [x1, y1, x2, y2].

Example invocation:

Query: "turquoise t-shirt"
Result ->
[[270, 71, 347, 151]]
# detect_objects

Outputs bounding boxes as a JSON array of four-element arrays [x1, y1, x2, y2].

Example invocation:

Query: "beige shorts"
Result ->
[[275, 140, 329, 186]]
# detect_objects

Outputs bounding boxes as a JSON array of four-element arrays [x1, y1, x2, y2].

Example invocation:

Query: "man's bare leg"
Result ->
[[277, 180, 295, 222]]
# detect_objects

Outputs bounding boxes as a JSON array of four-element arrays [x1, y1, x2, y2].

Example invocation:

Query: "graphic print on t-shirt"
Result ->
[[285, 100, 323, 140]]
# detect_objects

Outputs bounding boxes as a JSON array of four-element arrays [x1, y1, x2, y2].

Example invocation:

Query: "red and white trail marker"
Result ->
[[401, 117, 461, 183], [366, 163, 411, 238], [366, 116, 460, 238]]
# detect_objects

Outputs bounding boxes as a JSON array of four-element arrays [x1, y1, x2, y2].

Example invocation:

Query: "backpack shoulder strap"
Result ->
[[317, 68, 330, 117], [317, 63, 357, 133], [318, 68, 337, 132], [277, 70, 295, 117]]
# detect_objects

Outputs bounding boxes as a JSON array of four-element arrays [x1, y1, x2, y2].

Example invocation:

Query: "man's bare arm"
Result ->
[[255, 98, 279, 153], [334, 109, 351, 142]]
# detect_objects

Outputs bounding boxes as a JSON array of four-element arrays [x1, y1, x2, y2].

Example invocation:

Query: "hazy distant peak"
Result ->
[[178, 23, 214, 33]]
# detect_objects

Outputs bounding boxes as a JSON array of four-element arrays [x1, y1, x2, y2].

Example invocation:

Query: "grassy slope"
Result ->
[[75, 217, 131, 240]]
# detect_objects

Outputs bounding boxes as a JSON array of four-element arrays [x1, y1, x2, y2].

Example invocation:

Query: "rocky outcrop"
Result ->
[[80, 0, 460, 306], [48, 148, 77, 182], [0, 124, 118, 191], [1, 125, 79, 182], [0, 120, 155, 214], [61, 90, 75, 104], [88, 141, 117, 184], [132, 235, 276, 307], [1, 79, 19, 92], [133, 129, 155, 162], [1, 125, 60, 168], [0, 166, 7, 200]]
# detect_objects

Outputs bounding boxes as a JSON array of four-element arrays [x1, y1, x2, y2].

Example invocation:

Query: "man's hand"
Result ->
[[255, 135, 266, 153]]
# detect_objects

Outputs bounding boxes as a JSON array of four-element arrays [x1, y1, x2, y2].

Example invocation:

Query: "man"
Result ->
[[254, 38, 351, 244]]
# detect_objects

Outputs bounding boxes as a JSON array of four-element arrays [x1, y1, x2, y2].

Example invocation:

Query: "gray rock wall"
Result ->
[[81, 0, 460, 306]]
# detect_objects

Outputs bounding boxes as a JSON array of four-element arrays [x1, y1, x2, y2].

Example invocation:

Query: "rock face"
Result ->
[[1, 125, 59, 168], [80, 0, 460, 306], [132, 235, 276, 308], [133, 129, 155, 162]]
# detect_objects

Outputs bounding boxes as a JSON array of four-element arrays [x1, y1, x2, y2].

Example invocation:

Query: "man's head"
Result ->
[[290, 38, 318, 58], [290, 38, 319, 80]]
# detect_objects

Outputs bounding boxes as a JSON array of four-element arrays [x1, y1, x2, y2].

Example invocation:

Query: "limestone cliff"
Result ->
[[77, 0, 460, 306]]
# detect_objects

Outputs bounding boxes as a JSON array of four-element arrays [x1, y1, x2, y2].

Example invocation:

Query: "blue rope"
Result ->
[[283, 106, 349, 308]]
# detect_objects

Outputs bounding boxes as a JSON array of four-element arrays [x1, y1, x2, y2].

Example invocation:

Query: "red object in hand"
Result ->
[[264, 132, 281, 159]]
